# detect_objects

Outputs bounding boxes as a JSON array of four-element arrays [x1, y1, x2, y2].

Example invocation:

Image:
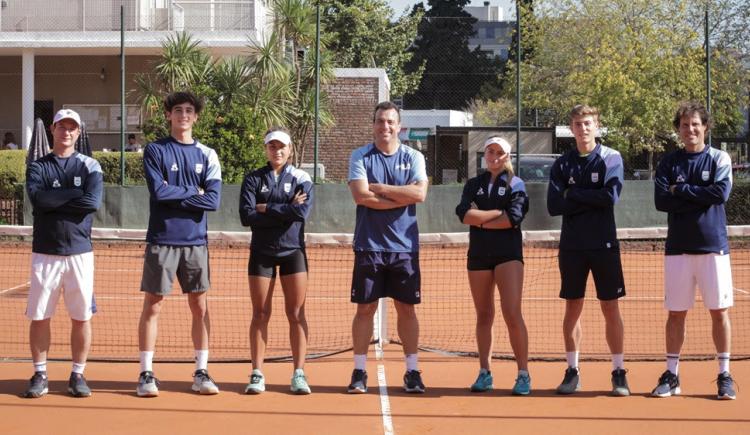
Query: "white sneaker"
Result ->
[[137, 371, 159, 397], [245, 370, 265, 394], [192, 369, 220, 395]]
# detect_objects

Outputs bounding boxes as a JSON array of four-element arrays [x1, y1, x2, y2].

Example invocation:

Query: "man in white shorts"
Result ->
[[24, 108, 103, 398], [653, 101, 736, 400]]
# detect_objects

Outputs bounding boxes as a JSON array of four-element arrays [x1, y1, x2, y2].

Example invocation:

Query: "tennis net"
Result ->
[[0, 225, 748, 361]]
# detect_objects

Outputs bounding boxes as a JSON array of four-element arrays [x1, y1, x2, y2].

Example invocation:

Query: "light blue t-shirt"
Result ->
[[348, 143, 427, 252]]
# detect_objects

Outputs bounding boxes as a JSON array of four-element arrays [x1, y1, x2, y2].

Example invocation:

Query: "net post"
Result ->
[[374, 298, 389, 346]]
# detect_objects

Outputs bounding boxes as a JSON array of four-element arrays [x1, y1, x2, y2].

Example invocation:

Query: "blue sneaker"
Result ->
[[470, 369, 493, 392], [512, 372, 531, 396]]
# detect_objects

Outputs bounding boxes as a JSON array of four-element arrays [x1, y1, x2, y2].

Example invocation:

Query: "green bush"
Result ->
[[0, 150, 26, 197], [93, 151, 146, 185], [727, 180, 750, 225]]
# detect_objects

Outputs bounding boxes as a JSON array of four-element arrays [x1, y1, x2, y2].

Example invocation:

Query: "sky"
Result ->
[[387, 0, 515, 19]]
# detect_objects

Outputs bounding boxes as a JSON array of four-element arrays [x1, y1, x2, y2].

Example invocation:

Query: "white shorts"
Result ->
[[26, 252, 96, 321], [664, 254, 733, 311]]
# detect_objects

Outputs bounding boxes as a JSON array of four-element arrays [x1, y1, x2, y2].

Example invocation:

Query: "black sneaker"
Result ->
[[403, 370, 425, 393], [651, 370, 680, 397], [23, 371, 48, 398], [611, 369, 630, 396], [717, 371, 736, 400], [68, 372, 92, 397], [556, 367, 580, 395], [347, 369, 368, 394]]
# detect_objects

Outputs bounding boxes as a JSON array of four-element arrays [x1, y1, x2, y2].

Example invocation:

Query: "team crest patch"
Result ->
[[591, 172, 599, 183], [52, 179, 60, 188], [477, 187, 485, 195], [284, 183, 292, 193], [701, 170, 710, 181], [170, 163, 179, 172], [195, 163, 203, 174], [498, 186, 506, 196], [74, 176, 81, 187]]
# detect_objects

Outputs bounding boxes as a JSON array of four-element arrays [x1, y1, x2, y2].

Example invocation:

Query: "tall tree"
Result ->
[[320, 0, 424, 97], [503, 0, 749, 169], [403, 0, 505, 110]]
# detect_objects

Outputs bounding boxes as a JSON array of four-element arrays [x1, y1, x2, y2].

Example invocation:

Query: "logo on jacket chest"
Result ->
[[260, 184, 269, 193], [701, 170, 710, 181], [395, 162, 411, 171], [74, 176, 81, 187], [591, 172, 599, 183], [52, 179, 61, 188], [195, 163, 203, 174], [497, 186, 506, 196], [284, 183, 292, 193], [170, 162, 179, 172]]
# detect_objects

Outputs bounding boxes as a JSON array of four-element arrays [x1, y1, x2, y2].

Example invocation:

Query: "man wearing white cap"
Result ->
[[136, 91, 222, 397], [23, 108, 103, 398], [547, 104, 629, 396]]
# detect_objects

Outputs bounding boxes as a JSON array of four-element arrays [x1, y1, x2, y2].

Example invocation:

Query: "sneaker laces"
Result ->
[[30, 372, 46, 383], [141, 371, 160, 387], [250, 373, 263, 384], [714, 374, 739, 392], [194, 370, 215, 384], [563, 368, 578, 383]]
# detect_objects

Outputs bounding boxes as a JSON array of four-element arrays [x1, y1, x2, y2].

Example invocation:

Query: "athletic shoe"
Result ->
[[470, 370, 493, 392], [403, 370, 425, 394], [611, 369, 630, 396], [512, 372, 531, 396], [23, 371, 48, 398], [68, 372, 92, 397], [651, 370, 680, 397], [347, 369, 368, 394], [717, 371, 736, 400], [136, 371, 160, 397], [556, 367, 580, 395], [290, 369, 311, 395], [192, 369, 220, 395], [244, 370, 265, 394]]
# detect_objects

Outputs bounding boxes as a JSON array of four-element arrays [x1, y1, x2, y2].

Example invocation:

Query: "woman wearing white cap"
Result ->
[[239, 127, 314, 395], [455, 136, 531, 395]]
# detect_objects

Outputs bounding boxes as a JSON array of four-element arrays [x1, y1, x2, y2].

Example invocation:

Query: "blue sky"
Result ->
[[387, 0, 515, 19]]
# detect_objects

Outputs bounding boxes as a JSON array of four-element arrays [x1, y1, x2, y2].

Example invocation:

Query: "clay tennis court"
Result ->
[[1, 228, 748, 433]]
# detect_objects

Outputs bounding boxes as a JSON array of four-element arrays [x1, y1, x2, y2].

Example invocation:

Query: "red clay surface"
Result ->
[[1, 348, 748, 435]]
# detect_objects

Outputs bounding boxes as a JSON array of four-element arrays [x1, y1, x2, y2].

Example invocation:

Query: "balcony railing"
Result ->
[[0, 0, 257, 32]]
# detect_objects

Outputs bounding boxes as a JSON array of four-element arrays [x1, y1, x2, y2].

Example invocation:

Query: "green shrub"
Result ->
[[93, 151, 146, 185], [0, 150, 26, 197]]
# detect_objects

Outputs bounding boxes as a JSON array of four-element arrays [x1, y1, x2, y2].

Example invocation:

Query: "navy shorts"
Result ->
[[248, 249, 308, 278], [467, 255, 523, 271], [351, 251, 421, 305], [558, 248, 626, 301]]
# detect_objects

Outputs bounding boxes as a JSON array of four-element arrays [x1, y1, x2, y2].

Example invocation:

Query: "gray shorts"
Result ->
[[140, 244, 210, 295]]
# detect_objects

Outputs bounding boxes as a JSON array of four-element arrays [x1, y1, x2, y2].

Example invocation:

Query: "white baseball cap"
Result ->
[[483, 136, 511, 154], [264, 130, 291, 146], [53, 109, 82, 127]]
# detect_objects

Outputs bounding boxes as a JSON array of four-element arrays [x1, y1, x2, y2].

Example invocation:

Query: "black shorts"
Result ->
[[351, 251, 421, 305], [559, 248, 626, 301], [467, 255, 523, 271], [248, 249, 308, 278]]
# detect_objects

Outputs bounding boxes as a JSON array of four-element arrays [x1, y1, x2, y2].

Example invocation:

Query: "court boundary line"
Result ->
[[375, 341, 394, 435], [0, 281, 29, 295]]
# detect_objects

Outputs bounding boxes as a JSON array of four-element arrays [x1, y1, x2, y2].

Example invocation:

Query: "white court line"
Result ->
[[375, 340, 394, 435], [0, 281, 30, 295], [736, 288, 749, 295]]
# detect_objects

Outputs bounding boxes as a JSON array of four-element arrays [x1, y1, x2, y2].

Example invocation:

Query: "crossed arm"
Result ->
[[349, 179, 428, 210]]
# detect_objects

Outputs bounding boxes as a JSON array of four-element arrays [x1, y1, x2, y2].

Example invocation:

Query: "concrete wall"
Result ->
[[24, 181, 668, 232]]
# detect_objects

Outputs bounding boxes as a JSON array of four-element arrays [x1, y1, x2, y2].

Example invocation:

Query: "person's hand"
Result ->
[[198, 188, 205, 195], [256, 203, 267, 213], [291, 190, 307, 205], [669, 185, 677, 194], [368, 183, 384, 195]]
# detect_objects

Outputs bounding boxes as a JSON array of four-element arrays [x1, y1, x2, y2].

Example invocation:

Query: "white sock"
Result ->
[[666, 353, 679, 375], [195, 349, 209, 371], [71, 362, 86, 375], [566, 351, 579, 369], [479, 367, 490, 374], [354, 354, 367, 370], [718, 352, 730, 374], [612, 353, 624, 371], [140, 351, 154, 373], [33, 361, 47, 373], [518, 369, 529, 377], [405, 353, 419, 372]]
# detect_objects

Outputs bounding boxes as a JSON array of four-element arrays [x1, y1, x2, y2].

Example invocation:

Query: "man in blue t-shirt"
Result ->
[[652, 101, 736, 400], [346, 101, 428, 394], [136, 91, 222, 397]]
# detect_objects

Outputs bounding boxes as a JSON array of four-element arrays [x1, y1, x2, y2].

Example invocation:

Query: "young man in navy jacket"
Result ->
[[136, 91, 222, 397], [24, 108, 103, 398], [547, 104, 629, 396], [652, 101, 736, 400]]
